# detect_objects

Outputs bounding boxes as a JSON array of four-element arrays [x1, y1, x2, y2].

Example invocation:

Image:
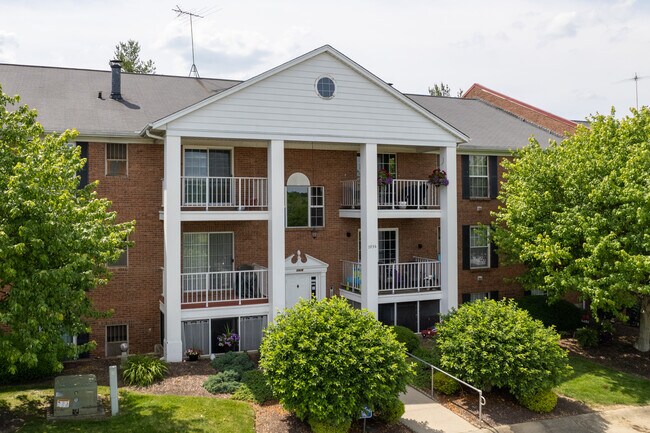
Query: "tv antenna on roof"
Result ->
[[173, 5, 204, 78], [617, 72, 650, 110]]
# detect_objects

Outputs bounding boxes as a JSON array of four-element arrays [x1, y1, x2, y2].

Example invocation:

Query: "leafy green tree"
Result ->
[[493, 108, 650, 352], [0, 87, 134, 376], [113, 39, 156, 74], [428, 82, 463, 97], [436, 299, 571, 400], [259, 297, 413, 432]]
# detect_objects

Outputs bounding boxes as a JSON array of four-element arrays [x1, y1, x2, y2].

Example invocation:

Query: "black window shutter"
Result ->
[[461, 155, 470, 199], [490, 239, 499, 268], [489, 290, 499, 300], [78, 142, 89, 188], [462, 293, 471, 304], [489, 156, 498, 199], [462, 225, 470, 270]]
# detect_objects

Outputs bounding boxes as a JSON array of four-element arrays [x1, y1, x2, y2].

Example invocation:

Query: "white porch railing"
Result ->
[[341, 179, 439, 209], [181, 176, 267, 210], [341, 258, 441, 294], [181, 267, 268, 306]]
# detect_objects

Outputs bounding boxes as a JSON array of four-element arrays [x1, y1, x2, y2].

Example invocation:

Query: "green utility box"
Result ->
[[52, 374, 98, 417]]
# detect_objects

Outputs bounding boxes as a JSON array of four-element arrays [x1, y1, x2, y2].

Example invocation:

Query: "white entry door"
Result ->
[[285, 274, 316, 308]]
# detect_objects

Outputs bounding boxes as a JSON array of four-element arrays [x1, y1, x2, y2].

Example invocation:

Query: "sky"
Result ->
[[1, 0, 649, 121]]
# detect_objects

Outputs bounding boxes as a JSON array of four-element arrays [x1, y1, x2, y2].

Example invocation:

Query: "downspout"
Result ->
[[145, 128, 164, 141]]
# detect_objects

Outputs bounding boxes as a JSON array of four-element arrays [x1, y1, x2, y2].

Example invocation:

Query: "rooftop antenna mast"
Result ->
[[619, 72, 650, 110], [173, 5, 204, 77]]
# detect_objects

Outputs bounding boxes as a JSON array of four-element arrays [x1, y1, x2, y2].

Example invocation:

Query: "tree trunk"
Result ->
[[635, 295, 650, 352]]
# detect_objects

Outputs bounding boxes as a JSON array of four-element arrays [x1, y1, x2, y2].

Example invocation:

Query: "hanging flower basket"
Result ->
[[428, 168, 449, 187], [377, 168, 393, 186]]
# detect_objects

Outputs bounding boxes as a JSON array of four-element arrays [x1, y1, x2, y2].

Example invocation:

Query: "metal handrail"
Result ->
[[407, 352, 486, 423]]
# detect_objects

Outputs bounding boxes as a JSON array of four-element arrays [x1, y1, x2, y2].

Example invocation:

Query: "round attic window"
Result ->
[[316, 76, 336, 99]]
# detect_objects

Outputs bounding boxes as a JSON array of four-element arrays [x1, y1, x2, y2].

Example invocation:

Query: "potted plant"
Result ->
[[217, 325, 240, 352], [186, 348, 201, 361], [428, 168, 449, 187], [377, 168, 393, 186]]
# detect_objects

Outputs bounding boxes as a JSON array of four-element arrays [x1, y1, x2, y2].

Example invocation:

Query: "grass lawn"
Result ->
[[0, 386, 254, 433], [556, 354, 650, 406]]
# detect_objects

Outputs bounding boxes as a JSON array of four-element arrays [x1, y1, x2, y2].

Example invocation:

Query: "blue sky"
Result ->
[[1, 0, 649, 120]]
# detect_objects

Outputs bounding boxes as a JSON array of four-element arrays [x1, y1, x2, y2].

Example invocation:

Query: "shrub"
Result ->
[[433, 371, 460, 395], [260, 297, 413, 428], [211, 351, 254, 376], [517, 389, 558, 413], [376, 396, 405, 423], [308, 418, 352, 433], [392, 325, 420, 352], [231, 369, 274, 404], [437, 299, 572, 399], [517, 296, 582, 333], [412, 347, 439, 365], [575, 327, 598, 348], [203, 370, 242, 394], [122, 355, 168, 386]]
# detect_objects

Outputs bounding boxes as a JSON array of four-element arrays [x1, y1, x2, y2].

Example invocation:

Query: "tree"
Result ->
[[113, 39, 156, 74], [0, 87, 135, 377], [259, 297, 413, 432], [493, 107, 650, 352], [436, 299, 571, 404], [428, 82, 463, 97]]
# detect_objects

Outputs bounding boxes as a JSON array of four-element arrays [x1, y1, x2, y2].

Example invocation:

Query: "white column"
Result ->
[[163, 134, 183, 362], [440, 146, 458, 313], [360, 143, 379, 317], [268, 140, 286, 321]]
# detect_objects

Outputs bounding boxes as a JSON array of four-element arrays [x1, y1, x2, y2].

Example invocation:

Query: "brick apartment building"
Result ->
[[0, 46, 560, 361]]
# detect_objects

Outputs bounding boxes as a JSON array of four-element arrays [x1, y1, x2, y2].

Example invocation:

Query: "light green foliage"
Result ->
[[437, 299, 572, 399], [259, 297, 414, 428], [518, 389, 558, 413], [231, 369, 274, 404], [375, 396, 405, 423], [211, 351, 254, 377], [492, 108, 650, 351], [0, 87, 135, 377], [392, 325, 420, 352], [122, 355, 168, 386], [113, 39, 156, 74], [308, 418, 352, 433], [432, 371, 460, 395], [575, 327, 599, 348], [203, 370, 242, 394]]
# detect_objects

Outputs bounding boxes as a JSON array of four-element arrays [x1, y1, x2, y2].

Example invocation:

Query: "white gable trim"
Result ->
[[146, 45, 468, 143]]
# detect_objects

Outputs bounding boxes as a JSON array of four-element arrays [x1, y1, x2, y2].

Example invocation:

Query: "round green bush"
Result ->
[[392, 325, 420, 352], [376, 396, 405, 423], [575, 327, 598, 348], [308, 418, 352, 433], [211, 351, 254, 376], [518, 389, 558, 413], [231, 369, 274, 404], [122, 355, 168, 386], [432, 371, 460, 395], [260, 297, 413, 428], [203, 370, 242, 394], [517, 296, 582, 333], [437, 299, 572, 399]]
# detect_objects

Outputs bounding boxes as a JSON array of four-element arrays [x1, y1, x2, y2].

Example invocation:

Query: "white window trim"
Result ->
[[469, 225, 490, 269], [105, 143, 128, 177], [469, 154, 489, 198], [285, 185, 325, 229]]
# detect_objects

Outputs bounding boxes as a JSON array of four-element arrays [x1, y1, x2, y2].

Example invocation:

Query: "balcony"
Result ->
[[341, 257, 441, 295], [181, 266, 268, 307], [181, 176, 268, 210], [340, 179, 440, 218]]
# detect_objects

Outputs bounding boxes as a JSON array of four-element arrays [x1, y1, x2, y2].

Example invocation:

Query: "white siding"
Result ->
[[168, 53, 457, 146]]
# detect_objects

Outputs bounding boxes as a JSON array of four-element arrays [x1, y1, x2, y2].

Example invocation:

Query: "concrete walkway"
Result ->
[[400, 386, 650, 433]]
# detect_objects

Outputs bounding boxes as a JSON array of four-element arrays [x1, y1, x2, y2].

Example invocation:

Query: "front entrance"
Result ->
[[284, 250, 329, 309], [285, 274, 317, 308]]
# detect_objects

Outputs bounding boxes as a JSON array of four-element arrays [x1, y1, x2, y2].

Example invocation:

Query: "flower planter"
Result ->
[[188, 354, 199, 362]]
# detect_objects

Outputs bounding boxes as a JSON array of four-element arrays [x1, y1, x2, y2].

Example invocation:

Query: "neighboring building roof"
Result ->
[[463, 83, 578, 136], [0, 63, 239, 137], [407, 94, 562, 151]]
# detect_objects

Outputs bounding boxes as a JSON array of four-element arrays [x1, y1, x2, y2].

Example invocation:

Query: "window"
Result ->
[[462, 291, 500, 304], [469, 155, 488, 198], [286, 173, 324, 228], [108, 248, 128, 267], [106, 143, 127, 176], [316, 76, 335, 99], [357, 228, 397, 263], [106, 324, 128, 357], [469, 226, 490, 269], [182, 232, 233, 275], [183, 149, 232, 206], [355, 153, 396, 178]]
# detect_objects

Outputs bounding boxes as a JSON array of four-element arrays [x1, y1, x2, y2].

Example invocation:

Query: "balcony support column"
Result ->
[[163, 134, 183, 362], [440, 146, 458, 313], [360, 143, 379, 317], [268, 140, 285, 321]]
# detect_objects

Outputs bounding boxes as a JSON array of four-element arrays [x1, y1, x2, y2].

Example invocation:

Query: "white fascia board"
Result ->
[[180, 304, 271, 321]]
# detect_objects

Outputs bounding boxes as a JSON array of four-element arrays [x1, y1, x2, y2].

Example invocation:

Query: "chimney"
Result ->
[[109, 60, 122, 100]]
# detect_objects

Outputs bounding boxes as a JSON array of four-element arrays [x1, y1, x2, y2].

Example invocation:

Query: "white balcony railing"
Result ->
[[181, 176, 267, 210], [341, 179, 439, 209], [181, 267, 268, 306], [341, 258, 441, 295]]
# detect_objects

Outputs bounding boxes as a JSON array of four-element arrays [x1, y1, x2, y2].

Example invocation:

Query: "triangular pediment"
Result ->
[[285, 251, 329, 272]]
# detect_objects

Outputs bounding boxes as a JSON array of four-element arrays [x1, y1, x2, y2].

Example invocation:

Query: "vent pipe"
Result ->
[[109, 60, 122, 100]]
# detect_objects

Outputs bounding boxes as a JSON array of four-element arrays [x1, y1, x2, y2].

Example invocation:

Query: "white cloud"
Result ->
[[545, 11, 579, 39], [0, 31, 18, 63]]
